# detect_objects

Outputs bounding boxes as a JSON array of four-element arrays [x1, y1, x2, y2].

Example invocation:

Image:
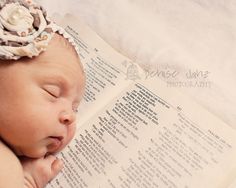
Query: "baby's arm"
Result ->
[[0, 140, 24, 187], [0, 141, 62, 188]]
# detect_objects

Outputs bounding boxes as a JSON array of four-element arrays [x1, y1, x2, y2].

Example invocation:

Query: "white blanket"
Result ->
[[37, 0, 236, 128]]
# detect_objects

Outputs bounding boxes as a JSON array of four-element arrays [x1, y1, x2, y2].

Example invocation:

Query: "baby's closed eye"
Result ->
[[42, 83, 81, 113], [43, 85, 61, 98]]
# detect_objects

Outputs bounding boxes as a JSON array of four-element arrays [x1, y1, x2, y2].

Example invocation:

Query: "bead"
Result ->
[[26, 0, 32, 4], [17, 7, 24, 14], [21, 32, 26, 37], [8, 8, 24, 24], [42, 35, 48, 40]]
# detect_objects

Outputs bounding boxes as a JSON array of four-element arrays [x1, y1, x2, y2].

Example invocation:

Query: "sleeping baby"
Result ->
[[0, 0, 85, 187]]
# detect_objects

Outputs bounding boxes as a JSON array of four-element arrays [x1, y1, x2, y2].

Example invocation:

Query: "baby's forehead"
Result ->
[[53, 34, 77, 52], [36, 38, 83, 76], [52, 34, 84, 74]]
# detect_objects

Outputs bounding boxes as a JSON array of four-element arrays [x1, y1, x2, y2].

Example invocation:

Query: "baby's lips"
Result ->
[[47, 136, 64, 153]]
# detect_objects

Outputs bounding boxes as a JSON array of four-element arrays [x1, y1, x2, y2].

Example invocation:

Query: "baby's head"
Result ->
[[0, 0, 85, 158]]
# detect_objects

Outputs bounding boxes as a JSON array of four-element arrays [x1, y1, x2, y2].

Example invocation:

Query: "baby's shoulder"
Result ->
[[0, 140, 24, 187], [0, 139, 20, 164]]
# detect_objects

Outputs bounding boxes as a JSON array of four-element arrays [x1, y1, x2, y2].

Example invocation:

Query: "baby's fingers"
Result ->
[[22, 155, 63, 188], [43, 155, 63, 179], [48, 156, 63, 177]]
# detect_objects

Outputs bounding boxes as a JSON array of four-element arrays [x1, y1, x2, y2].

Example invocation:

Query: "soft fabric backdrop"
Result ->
[[37, 0, 236, 128]]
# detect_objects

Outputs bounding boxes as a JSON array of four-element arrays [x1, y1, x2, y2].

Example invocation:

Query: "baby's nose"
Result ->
[[59, 110, 75, 126]]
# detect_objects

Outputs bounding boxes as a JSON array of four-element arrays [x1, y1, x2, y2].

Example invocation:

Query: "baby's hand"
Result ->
[[20, 155, 63, 188]]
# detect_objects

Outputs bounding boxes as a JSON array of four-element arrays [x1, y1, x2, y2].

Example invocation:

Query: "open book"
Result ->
[[46, 15, 236, 188]]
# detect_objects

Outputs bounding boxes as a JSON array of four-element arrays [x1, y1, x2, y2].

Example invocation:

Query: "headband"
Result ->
[[0, 0, 79, 60]]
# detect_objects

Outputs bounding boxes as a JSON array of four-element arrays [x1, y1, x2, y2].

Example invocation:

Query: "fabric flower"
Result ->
[[0, 0, 57, 60]]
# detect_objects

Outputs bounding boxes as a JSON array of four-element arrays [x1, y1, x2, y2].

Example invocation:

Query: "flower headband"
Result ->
[[0, 0, 79, 60]]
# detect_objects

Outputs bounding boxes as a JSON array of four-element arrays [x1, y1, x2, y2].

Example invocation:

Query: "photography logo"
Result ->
[[125, 63, 141, 81]]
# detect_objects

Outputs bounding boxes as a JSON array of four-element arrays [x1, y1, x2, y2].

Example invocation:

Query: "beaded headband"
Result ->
[[0, 0, 79, 60]]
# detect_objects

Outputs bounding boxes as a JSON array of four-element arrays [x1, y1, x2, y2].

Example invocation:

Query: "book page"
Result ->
[[47, 76, 236, 188], [55, 15, 144, 125]]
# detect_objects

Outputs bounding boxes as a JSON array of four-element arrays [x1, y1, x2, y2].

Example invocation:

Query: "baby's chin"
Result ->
[[12, 133, 75, 158], [13, 146, 49, 158], [22, 139, 72, 158]]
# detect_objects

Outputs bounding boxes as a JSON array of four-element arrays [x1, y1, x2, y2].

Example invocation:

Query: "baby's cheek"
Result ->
[[65, 123, 76, 145], [68, 124, 76, 140]]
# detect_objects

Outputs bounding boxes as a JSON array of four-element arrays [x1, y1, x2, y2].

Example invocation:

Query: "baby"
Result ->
[[0, 0, 85, 187]]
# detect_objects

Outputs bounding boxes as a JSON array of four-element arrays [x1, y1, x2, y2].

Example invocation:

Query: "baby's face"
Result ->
[[0, 34, 85, 158]]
